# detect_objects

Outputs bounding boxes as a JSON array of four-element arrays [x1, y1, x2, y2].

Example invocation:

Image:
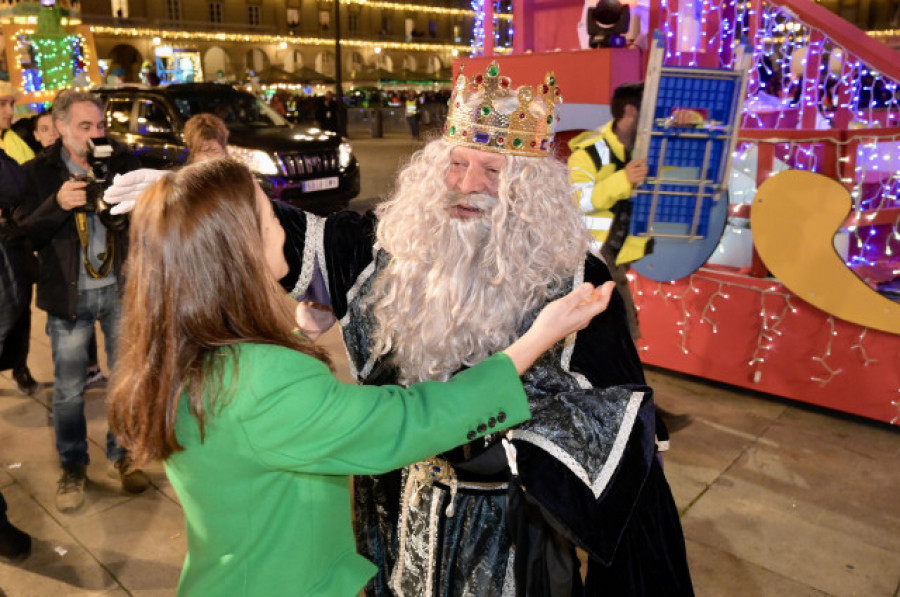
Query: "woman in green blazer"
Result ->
[[107, 158, 614, 597]]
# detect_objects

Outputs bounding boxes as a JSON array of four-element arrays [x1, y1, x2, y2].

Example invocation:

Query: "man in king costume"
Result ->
[[272, 62, 692, 596]]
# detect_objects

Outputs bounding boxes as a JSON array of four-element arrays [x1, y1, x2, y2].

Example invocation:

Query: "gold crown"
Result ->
[[442, 61, 562, 158]]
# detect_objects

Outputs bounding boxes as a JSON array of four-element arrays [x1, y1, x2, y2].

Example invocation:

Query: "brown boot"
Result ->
[[109, 456, 150, 494], [56, 463, 87, 513]]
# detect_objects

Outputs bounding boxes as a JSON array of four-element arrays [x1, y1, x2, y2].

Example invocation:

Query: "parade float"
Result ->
[[0, 0, 101, 109], [457, 0, 900, 424]]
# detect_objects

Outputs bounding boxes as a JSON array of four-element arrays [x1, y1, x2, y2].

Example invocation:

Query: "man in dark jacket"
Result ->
[[16, 90, 149, 513], [0, 148, 33, 374], [0, 83, 39, 395]]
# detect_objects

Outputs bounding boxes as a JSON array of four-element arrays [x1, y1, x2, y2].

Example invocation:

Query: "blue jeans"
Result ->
[[46, 285, 126, 468]]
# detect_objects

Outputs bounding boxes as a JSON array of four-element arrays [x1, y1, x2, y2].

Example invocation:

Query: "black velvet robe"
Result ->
[[275, 204, 694, 597]]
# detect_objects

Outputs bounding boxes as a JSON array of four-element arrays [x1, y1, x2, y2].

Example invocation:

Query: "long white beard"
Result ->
[[369, 196, 541, 385]]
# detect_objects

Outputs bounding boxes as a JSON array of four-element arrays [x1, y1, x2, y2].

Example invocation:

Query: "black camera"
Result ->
[[72, 137, 114, 214]]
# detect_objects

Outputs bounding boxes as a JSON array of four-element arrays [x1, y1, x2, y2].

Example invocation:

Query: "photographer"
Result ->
[[15, 90, 148, 513]]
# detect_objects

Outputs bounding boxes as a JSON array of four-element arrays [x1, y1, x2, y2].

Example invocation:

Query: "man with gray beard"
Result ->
[[104, 61, 692, 595], [272, 62, 692, 597]]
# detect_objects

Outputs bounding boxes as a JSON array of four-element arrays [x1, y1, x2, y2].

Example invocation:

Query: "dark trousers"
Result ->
[[0, 288, 31, 372]]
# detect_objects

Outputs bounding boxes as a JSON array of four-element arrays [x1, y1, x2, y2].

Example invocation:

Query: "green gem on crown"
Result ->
[[487, 65, 499, 77], [546, 115, 553, 124], [481, 106, 491, 116], [512, 138, 523, 148], [450, 126, 456, 135], [549, 76, 556, 86]]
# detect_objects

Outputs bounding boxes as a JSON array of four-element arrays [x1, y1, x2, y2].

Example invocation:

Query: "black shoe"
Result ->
[[13, 367, 38, 396], [0, 519, 32, 561]]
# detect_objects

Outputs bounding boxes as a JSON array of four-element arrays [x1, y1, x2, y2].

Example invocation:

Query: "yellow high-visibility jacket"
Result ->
[[567, 121, 650, 265], [0, 129, 35, 165]]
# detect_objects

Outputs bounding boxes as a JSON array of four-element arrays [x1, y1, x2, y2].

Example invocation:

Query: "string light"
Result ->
[[341, 0, 512, 20], [850, 328, 878, 366], [15, 22, 97, 100], [91, 26, 476, 53], [810, 316, 843, 386]]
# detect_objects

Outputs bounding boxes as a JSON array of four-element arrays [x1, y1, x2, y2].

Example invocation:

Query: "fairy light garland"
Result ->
[[655, 0, 900, 304], [15, 26, 96, 98], [632, 272, 895, 393], [90, 25, 476, 53], [850, 328, 878, 367], [810, 316, 842, 386]]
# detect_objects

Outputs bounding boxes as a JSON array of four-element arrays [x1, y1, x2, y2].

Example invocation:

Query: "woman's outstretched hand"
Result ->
[[503, 281, 616, 374]]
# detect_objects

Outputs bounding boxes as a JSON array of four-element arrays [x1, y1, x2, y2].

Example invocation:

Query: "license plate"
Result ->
[[302, 177, 339, 193]]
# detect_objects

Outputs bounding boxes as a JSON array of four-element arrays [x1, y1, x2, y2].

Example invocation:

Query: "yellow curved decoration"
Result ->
[[751, 170, 900, 335]]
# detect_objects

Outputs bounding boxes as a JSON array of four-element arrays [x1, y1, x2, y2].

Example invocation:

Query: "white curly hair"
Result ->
[[368, 135, 590, 385]]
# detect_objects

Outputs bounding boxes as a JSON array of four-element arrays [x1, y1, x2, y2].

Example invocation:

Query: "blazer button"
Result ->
[[497, 411, 507, 423], [488, 417, 496, 428], [477, 423, 487, 433], [467, 431, 476, 441]]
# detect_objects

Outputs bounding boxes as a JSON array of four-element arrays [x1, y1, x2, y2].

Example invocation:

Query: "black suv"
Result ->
[[95, 83, 360, 215]]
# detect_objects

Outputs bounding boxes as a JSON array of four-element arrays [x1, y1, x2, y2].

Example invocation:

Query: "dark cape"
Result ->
[[275, 203, 693, 596]]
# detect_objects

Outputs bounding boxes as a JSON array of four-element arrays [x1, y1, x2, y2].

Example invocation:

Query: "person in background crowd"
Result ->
[[32, 107, 107, 390], [105, 156, 616, 597], [140, 61, 160, 86], [405, 92, 420, 139], [15, 90, 149, 513], [1, 137, 39, 563], [315, 91, 339, 132], [567, 82, 649, 341], [33, 109, 59, 150], [568, 82, 693, 432], [0, 81, 38, 395], [183, 112, 229, 162]]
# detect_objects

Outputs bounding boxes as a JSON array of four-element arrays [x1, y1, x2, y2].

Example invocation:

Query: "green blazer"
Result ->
[[164, 343, 530, 596]]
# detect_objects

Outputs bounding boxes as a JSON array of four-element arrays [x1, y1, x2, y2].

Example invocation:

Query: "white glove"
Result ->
[[104, 169, 167, 215]]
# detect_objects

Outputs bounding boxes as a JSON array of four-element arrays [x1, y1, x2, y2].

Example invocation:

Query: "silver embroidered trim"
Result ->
[[314, 217, 330, 303], [561, 261, 592, 390], [426, 489, 441, 596], [289, 214, 325, 299], [390, 470, 413, 597], [502, 545, 516, 596], [509, 391, 644, 499], [340, 249, 379, 380]]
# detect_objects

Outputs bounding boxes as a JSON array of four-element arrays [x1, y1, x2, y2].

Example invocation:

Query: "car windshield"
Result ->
[[172, 91, 290, 128]]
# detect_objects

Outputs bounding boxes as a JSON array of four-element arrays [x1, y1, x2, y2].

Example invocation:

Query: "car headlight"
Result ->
[[339, 141, 353, 169], [228, 145, 280, 176]]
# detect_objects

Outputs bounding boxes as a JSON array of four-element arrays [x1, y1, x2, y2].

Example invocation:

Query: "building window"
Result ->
[[428, 20, 437, 37], [111, 0, 128, 18], [319, 10, 330, 32], [166, 0, 181, 21], [348, 12, 359, 32], [248, 5, 261, 25], [209, 1, 222, 23], [380, 14, 391, 35], [453, 23, 461, 43], [286, 7, 300, 28]]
